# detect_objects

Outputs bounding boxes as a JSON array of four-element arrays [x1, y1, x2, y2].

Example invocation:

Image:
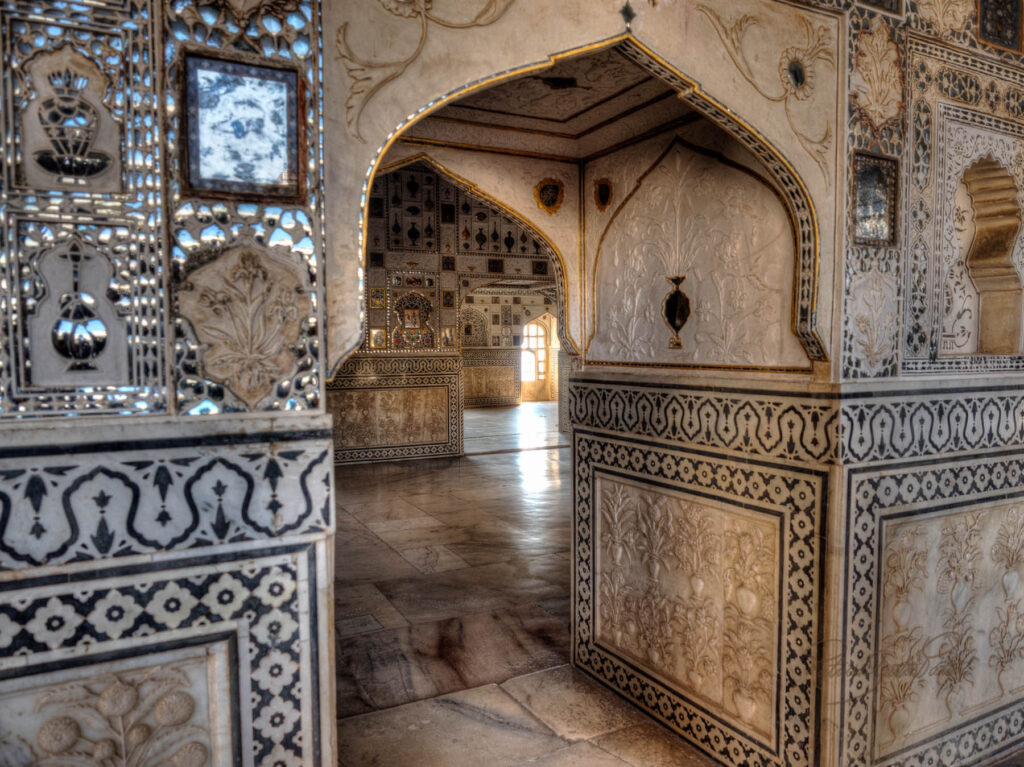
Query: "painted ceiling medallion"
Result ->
[[851, 18, 903, 134], [534, 178, 565, 215], [663, 276, 691, 349], [177, 244, 312, 409]]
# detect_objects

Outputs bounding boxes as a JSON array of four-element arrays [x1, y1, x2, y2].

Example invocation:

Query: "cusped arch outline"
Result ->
[[354, 34, 826, 367], [961, 155, 1023, 355]]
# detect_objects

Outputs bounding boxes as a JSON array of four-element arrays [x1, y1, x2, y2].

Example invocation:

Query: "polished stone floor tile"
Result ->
[[336, 603, 570, 716], [501, 665, 647, 742], [591, 720, 723, 767], [397, 544, 471, 574], [335, 583, 408, 638], [338, 684, 567, 767], [518, 742, 633, 766], [464, 402, 568, 455]]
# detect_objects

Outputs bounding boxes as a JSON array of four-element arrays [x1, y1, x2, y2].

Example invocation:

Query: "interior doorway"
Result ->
[[334, 34, 779, 766]]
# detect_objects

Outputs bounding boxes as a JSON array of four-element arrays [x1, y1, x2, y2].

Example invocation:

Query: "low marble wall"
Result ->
[[464, 348, 521, 407], [327, 353, 462, 463], [0, 414, 335, 767], [571, 373, 828, 767], [572, 374, 1024, 767]]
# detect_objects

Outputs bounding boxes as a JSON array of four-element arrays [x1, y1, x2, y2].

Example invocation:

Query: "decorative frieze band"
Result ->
[[571, 378, 1024, 465], [0, 426, 333, 571]]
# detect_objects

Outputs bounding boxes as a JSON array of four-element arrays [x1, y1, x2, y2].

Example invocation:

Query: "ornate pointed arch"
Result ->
[[356, 34, 826, 364]]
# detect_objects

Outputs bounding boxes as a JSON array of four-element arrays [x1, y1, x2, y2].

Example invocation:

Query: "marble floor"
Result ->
[[464, 401, 568, 454], [338, 665, 720, 767], [334, 413, 722, 765], [334, 445, 572, 718]]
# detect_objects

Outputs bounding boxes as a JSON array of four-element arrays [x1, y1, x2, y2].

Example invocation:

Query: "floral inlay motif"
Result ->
[[177, 244, 312, 410], [696, 4, 834, 187]]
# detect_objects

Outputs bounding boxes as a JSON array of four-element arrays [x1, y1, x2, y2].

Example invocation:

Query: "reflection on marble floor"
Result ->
[[334, 439, 719, 765], [334, 448, 572, 717], [338, 665, 721, 767], [464, 401, 568, 454]]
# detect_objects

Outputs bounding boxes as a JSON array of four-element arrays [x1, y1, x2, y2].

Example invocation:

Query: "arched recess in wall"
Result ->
[[373, 152, 577, 354], [586, 134, 808, 371], [961, 156, 1023, 355], [352, 35, 827, 366]]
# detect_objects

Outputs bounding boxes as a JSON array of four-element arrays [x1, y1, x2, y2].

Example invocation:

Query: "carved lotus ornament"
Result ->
[[851, 18, 903, 133], [178, 244, 312, 410]]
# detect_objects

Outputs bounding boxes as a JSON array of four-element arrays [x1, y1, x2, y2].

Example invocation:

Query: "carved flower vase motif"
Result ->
[[177, 244, 312, 410], [662, 275, 691, 349]]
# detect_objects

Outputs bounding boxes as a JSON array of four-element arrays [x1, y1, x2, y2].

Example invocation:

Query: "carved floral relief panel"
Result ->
[[176, 244, 313, 411], [876, 501, 1024, 757], [587, 135, 807, 369], [595, 475, 780, 741], [0, 639, 231, 766], [331, 386, 448, 449]]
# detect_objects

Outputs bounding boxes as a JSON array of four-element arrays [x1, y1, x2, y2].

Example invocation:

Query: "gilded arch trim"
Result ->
[[354, 33, 826, 369]]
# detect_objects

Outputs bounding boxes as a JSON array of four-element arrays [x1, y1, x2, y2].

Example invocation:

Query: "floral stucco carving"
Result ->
[[916, 0, 973, 39], [177, 244, 312, 410], [337, 0, 516, 141], [589, 136, 805, 368], [595, 477, 779, 738], [851, 17, 903, 134], [876, 503, 1024, 755]]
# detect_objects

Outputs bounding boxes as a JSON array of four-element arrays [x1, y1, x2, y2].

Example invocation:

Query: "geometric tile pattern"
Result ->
[[0, 544, 329, 767]]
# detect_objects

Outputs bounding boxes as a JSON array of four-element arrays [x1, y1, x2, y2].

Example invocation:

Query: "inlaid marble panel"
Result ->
[[0, 638, 234, 766], [327, 354, 462, 463], [332, 387, 449, 448], [573, 424, 826, 767], [840, 456, 1024, 766], [464, 348, 521, 407]]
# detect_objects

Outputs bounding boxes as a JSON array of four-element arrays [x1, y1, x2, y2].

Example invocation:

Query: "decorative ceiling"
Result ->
[[453, 47, 652, 124], [402, 46, 694, 159]]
